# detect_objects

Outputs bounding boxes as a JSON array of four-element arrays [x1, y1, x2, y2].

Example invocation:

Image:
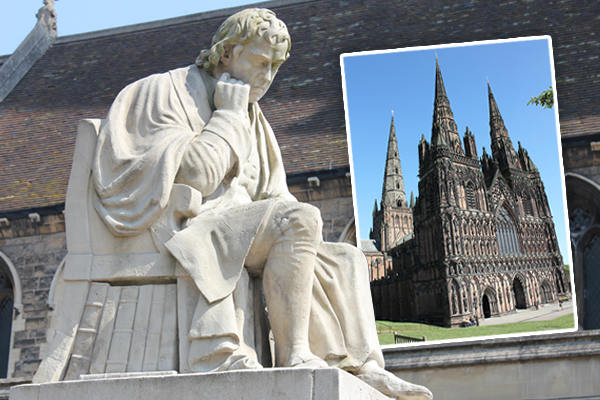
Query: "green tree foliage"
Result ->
[[528, 86, 554, 109]]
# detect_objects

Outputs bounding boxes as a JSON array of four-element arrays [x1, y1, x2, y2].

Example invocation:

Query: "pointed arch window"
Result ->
[[522, 193, 534, 216], [427, 189, 435, 215], [0, 263, 14, 378], [465, 182, 477, 210], [496, 205, 521, 255]]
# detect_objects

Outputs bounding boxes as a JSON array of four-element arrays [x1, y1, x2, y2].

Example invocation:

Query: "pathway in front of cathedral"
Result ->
[[477, 300, 574, 326]]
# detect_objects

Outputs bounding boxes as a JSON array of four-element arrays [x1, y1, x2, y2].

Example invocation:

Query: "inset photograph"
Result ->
[[341, 36, 575, 345]]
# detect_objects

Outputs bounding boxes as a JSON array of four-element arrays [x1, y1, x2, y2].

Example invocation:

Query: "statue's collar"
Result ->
[[198, 66, 217, 111]]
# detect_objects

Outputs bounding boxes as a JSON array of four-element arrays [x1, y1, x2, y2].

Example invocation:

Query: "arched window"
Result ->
[[522, 193, 534, 216], [0, 263, 14, 379], [465, 182, 477, 209], [427, 189, 435, 215], [583, 234, 600, 328], [496, 206, 521, 255]]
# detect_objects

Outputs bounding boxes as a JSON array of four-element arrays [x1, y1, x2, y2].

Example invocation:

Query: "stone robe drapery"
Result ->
[[92, 65, 383, 372]]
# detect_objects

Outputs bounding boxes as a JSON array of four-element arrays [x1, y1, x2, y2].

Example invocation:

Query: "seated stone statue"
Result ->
[[90, 8, 431, 400]]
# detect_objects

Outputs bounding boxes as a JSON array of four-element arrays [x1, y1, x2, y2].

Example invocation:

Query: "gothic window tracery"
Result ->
[[465, 182, 477, 209], [496, 205, 521, 255], [570, 206, 592, 235]]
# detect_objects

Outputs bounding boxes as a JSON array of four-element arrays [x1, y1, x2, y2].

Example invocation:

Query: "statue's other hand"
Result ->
[[215, 72, 251, 118]]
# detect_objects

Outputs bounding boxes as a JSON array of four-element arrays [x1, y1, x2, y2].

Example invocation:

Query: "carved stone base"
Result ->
[[10, 368, 390, 400]]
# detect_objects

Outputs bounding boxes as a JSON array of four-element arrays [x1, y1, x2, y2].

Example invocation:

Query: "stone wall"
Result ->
[[288, 173, 354, 243], [563, 142, 600, 181], [0, 213, 66, 379], [384, 330, 600, 399]]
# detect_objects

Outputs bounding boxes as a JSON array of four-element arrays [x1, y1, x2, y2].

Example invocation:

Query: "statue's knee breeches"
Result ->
[[245, 200, 323, 272], [270, 201, 323, 243]]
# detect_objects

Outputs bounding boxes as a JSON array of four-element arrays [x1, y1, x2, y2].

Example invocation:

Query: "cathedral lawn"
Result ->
[[377, 314, 575, 345]]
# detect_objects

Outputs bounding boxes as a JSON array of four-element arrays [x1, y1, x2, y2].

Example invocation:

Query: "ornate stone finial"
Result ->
[[37, 0, 57, 33]]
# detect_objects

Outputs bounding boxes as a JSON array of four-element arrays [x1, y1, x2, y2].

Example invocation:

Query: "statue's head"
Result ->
[[197, 8, 291, 103]]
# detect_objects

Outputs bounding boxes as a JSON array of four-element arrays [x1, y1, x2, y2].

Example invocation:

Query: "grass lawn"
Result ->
[[377, 313, 575, 345]]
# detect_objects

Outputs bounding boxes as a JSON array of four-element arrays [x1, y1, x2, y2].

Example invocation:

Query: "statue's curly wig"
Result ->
[[196, 8, 291, 74]]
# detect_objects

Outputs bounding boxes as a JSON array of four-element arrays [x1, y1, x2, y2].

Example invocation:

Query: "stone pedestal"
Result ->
[[10, 368, 390, 400]]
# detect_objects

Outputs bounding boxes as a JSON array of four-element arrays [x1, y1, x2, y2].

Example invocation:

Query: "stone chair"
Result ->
[[34, 119, 229, 382]]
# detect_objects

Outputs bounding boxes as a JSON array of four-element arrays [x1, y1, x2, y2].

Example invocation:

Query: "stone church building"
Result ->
[[367, 60, 568, 326], [1, 0, 600, 398]]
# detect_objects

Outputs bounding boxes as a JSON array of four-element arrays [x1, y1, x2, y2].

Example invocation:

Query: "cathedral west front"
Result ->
[[365, 59, 570, 327]]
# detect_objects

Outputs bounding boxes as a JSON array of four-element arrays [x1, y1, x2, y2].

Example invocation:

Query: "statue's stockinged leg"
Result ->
[[248, 201, 328, 368]]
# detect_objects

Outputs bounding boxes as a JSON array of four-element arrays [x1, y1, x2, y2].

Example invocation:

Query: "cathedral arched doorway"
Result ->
[[540, 280, 553, 304], [482, 294, 491, 318], [481, 288, 498, 318], [0, 261, 14, 378], [513, 277, 527, 309]]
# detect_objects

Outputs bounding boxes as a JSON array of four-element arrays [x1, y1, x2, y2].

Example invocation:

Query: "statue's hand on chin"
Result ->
[[215, 72, 251, 119]]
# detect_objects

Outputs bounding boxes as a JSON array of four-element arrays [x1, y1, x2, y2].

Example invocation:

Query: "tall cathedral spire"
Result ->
[[431, 57, 463, 154], [381, 113, 407, 208], [488, 81, 519, 169]]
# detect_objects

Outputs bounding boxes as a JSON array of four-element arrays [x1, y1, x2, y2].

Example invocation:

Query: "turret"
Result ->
[[488, 81, 520, 171], [431, 57, 463, 155], [463, 127, 478, 158], [381, 112, 408, 208]]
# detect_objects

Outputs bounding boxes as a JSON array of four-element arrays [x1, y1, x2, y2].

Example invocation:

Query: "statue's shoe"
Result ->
[[285, 352, 328, 368], [355, 360, 433, 400], [227, 355, 263, 371]]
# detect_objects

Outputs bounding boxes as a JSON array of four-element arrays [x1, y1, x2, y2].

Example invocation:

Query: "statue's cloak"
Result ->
[[92, 65, 294, 303]]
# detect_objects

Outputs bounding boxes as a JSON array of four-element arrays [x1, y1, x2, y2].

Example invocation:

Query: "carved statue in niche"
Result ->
[[443, 217, 452, 254], [453, 292, 459, 315], [62, 8, 432, 400]]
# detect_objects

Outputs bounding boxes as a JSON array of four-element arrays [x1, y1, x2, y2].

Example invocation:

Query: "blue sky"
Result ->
[[0, 0, 259, 56], [341, 37, 570, 261]]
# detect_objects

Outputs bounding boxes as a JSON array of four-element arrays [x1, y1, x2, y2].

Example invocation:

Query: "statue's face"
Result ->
[[223, 35, 288, 103]]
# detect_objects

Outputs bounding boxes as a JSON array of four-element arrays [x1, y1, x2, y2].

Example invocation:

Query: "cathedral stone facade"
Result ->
[[369, 60, 569, 327]]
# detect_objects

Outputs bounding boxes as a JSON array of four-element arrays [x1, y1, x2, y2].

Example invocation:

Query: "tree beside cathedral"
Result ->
[[366, 60, 569, 327]]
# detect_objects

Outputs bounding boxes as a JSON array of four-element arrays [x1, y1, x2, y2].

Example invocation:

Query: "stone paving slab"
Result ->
[[478, 300, 574, 326]]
